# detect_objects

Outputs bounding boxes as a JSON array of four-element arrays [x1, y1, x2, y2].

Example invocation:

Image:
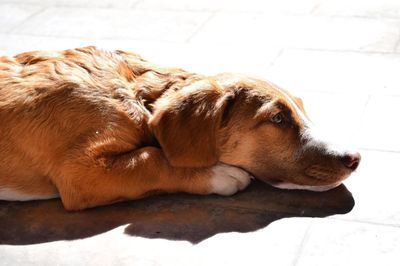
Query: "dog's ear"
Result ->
[[150, 79, 230, 168]]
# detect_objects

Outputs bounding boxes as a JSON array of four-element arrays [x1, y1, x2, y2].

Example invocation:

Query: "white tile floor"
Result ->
[[296, 219, 400, 266], [1, 0, 400, 265]]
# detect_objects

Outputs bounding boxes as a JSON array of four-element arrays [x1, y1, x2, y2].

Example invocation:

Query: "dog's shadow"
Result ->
[[0, 180, 354, 245]]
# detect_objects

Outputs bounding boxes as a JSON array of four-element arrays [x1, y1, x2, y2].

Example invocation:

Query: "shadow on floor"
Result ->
[[0, 180, 354, 245]]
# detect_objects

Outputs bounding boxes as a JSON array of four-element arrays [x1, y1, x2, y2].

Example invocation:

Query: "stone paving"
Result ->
[[1, 0, 400, 265]]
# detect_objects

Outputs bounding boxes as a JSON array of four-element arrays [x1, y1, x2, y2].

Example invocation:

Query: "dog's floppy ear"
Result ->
[[150, 79, 229, 168]]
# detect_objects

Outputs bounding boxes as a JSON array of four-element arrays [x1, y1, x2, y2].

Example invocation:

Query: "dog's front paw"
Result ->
[[210, 163, 253, 196]]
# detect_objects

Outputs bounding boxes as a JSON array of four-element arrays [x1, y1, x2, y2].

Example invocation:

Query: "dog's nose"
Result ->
[[341, 152, 361, 171]]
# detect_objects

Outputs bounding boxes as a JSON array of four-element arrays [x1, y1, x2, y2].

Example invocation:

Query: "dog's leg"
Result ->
[[53, 147, 252, 210]]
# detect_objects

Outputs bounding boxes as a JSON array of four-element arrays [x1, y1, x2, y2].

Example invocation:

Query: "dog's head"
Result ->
[[150, 73, 360, 191]]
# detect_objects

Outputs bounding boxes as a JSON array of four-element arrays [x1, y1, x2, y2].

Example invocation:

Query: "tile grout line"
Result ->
[[348, 94, 371, 144], [130, 0, 143, 9], [2, 4, 223, 12], [0, 32, 187, 44], [392, 26, 400, 53], [185, 11, 216, 43], [309, 1, 321, 15], [187, 9, 400, 21], [291, 220, 313, 266], [286, 46, 400, 56], [267, 48, 285, 69], [312, 13, 400, 20], [367, 92, 400, 98], [359, 147, 400, 154], [6, 6, 47, 34], [328, 216, 400, 229]]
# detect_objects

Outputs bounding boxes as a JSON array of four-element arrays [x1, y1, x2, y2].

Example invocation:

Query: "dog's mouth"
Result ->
[[305, 164, 351, 183], [248, 152, 360, 193], [276, 150, 361, 192]]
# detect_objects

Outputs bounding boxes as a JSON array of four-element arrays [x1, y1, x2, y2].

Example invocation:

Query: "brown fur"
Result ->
[[0, 46, 357, 210]]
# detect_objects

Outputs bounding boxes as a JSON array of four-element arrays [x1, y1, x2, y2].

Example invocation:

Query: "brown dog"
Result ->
[[0, 46, 360, 210]]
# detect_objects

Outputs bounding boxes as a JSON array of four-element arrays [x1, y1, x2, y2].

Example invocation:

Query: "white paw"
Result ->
[[210, 163, 253, 196]]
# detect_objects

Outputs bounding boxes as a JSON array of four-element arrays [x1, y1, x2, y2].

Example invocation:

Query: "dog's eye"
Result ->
[[271, 112, 284, 124]]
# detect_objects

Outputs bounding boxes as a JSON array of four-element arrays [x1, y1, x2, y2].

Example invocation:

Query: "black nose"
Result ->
[[341, 152, 361, 171]]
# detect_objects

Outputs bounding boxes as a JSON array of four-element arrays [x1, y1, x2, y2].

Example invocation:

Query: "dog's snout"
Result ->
[[341, 152, 361, 171]]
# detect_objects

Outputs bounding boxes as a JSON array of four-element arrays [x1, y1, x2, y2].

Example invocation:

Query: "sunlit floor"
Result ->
[[1, 0, 400, 265]]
